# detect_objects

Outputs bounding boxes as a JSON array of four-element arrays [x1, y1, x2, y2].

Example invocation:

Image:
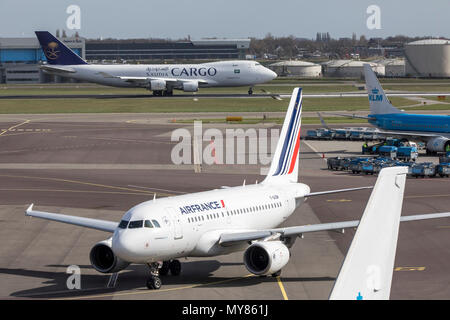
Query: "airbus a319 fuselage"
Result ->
[[111, 182, 309, 264]]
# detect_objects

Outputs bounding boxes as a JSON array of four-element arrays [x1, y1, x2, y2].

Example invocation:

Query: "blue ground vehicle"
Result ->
[[397, 146, 418, 161], [306, 130, 318, 139], [334, 129, 349, 140], [378, 146, 397, 159], [348, 157, 371, 174], [436, 164, 450, 177], [410, 163, 436, 178]]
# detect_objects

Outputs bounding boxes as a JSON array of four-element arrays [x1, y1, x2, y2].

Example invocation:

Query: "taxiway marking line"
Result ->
[[128, 184, 187, 194], [57, 274, 255, 300], [0, 188, 153, 196], [0, 174, 174, 197], [405, 193, 450, 199], [302, 140, 327, 162], [394, 266, 426, 272], [276, 276, 289, 300], [0, 119, 30, 137]]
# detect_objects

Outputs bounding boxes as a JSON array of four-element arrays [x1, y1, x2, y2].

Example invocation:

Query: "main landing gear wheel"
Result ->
[[159, 261, 170, 276], [146, 262, 162, 290], [248, 87, 253, 95], [169, 259, 181, 276]]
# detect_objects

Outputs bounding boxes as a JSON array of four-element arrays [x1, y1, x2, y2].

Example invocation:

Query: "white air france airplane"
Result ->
[[35, 31, 277, 96], [25, 88, 450, 291]]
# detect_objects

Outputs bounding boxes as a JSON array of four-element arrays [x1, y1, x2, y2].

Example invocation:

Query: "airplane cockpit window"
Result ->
[[255, 63, 261, 66], [128, 220, 143, 229], [144, 220, 153, 228], [152, 220, 161, 228], [118, 220, 129, 229]]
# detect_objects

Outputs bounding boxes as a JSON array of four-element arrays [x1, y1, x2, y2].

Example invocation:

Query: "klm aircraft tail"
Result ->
[[364, 64, 401, 115], [263, 88, 302, 184], [35, 31, 87, 65]]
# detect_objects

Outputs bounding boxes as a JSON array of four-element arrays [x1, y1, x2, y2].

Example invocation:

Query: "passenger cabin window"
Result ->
[[118, 220, 129, 229], [144, 220, 153, 228], [128, 220, 143, 229]]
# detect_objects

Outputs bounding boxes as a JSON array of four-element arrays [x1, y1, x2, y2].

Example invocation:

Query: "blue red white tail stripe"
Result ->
[[273, 89, 302, 176]]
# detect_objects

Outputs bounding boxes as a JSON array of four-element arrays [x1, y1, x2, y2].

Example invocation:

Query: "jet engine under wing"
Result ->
[[218, 212, 450, 246], [25, 204, 117, 233]]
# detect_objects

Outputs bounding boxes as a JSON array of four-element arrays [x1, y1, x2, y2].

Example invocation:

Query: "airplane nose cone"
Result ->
[[264, 68, 277, 81], [112, 232, 144, 262]]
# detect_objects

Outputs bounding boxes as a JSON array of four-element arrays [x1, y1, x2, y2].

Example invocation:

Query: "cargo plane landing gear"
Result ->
[[152, 90, 173, 96], [146, 260, 181, 290], [248, 87, 254, 95]]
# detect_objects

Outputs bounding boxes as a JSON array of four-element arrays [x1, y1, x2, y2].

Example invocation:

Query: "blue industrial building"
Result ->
[[0, 37, 85, 83]]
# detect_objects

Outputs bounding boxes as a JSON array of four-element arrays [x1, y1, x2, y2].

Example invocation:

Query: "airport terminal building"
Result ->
[[0, 36, 250, 84]]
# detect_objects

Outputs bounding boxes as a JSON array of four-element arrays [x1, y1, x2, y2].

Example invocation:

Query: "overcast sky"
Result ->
[[0, 0, 448, 40]]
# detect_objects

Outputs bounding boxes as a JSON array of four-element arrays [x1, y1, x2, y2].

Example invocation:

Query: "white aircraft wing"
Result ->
[[97, 73, 209, 85], [304, 186, 373, 197], [40, 65, 77, 74], [219, 211, 450, 246], [25, 204, 117, 233], [219, 166, 450, 247]]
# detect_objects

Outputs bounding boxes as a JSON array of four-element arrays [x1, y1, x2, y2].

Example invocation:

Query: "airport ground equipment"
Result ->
[[327, 157, 355, 171], [361, 158, 395, 175], [396, 146, 419, 161], [410, 163, 436, 178], [440, 156, 450, 164], [334, 129, 350, 140], [378, 146, 398, 159], [436, 163, 450, 177]]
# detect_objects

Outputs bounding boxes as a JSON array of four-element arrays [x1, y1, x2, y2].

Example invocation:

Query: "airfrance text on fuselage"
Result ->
[[179, 200, 223, 214]]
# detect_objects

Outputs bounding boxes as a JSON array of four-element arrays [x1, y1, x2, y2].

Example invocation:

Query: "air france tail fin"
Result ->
[[35, 31, 87, 65], [364, 64, 401, 115], [329, 166, 408, 300], [263, 88, 302, 184]]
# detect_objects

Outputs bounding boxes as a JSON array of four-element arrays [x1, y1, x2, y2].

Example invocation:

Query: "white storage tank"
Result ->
[[405, 39, 450, 77], [323, 60, 385, 78], [268, 60, 322, 77], [372, 59, 405, 77]]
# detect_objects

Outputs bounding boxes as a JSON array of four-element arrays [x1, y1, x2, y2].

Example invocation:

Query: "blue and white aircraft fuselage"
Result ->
[[358, 64, 450, 153]]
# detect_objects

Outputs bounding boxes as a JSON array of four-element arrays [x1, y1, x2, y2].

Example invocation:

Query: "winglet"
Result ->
[[25, 203, 34, 216], [329, 166, 408, 300]]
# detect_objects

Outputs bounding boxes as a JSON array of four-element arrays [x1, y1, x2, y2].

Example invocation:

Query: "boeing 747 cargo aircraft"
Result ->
[[35, 31, 277, 96]]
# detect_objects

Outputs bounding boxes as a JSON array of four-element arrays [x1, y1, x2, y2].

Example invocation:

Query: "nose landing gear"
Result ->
[[146, 259, 182, 289], [146, 262, 162, 290]]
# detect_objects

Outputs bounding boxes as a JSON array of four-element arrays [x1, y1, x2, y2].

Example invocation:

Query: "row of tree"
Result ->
[[248, 33, 442, 59]]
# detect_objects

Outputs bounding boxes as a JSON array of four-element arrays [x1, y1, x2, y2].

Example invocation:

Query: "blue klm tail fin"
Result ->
[[35, 31, 87, 65], [364, 64, 401, 115]]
